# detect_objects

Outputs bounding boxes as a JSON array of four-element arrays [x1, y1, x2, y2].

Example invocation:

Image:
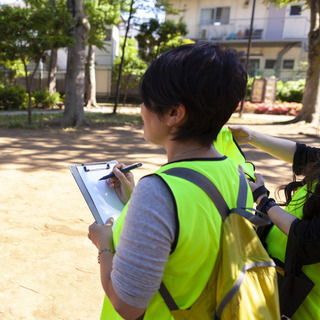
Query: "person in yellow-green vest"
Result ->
[[87, 42, 252, 320], [230, 126, 320, 320]]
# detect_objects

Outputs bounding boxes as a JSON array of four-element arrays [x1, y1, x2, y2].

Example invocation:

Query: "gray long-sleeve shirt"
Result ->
[[111, 175, 176, 308]]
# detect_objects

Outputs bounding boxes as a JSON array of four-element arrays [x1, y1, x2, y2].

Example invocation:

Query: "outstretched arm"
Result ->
[[229, 126, 297, 164]]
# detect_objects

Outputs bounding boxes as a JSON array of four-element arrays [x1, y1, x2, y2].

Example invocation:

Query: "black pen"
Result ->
[[99, 163, 143, 181]]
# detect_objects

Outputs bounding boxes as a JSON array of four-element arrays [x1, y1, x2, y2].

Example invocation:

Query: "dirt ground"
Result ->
[[1, 113, 320, 320]]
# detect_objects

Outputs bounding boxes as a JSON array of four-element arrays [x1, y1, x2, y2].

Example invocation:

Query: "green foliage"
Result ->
[[159, 35, 194, 54], [85, 0, 121, 49], [136, 18, 192, 64], [245, 76, 254, 100], [0, 4, 72, 63], [0, 59, 25, 85], [113, 38, 147, 102], [276, 79, 305, 103], [267, 0, 295, 8], [0, 85, 28, 110], [32, 89, 61, 109], [154, 0, 181, 15]]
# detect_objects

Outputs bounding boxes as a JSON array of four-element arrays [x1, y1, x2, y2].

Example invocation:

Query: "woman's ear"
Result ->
[[166, 105, 186, 127]]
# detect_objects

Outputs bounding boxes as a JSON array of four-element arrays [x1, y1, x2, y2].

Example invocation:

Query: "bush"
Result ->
[[32, 89, 61, 109], [276, 79, 305, 103], [245, 76, 254, 100], [237, 101, 302, 116], [0, 85, 28, 110]]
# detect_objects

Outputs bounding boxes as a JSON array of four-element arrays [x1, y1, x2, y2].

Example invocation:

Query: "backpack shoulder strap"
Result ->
[[162, 167, 270, 226], [163, 167, 229, 221]]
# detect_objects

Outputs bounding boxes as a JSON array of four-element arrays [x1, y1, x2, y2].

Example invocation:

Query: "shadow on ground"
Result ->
[[0, 116, 319, 319]]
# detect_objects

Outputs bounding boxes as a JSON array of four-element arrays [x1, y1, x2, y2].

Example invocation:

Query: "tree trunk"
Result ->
[[48, 48, 58, 95], [123, 75, 131, 105], [22, 55, 41, 125], [63, 0, 90, 127], [291, 0, 320, 124], [297, 31, 320, 123], [85, 44, 97, 108]]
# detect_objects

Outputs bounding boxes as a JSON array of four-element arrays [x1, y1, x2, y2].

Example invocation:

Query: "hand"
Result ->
[[249, 172, 265, 193], [239, 166, 268, 204], [107, 163, 135, 204], [228, 126, 253, 145], [88, 217, 114, 252]]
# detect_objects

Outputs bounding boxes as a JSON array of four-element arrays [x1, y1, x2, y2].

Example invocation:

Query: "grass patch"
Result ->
[[0, 111, 142, 129], [0, 112, 62, 129], [86, 112, 142, 126]]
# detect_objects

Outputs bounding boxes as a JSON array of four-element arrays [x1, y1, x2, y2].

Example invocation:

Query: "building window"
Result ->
[[200, 7, 230, 25], [104, 28, 112, 41], [290, 5, 302, 16], [265, 59, 276, 69], [283, 59, 294, 69]]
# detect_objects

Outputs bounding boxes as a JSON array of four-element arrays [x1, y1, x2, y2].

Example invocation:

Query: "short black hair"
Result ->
[[139, 42, 247, 145]]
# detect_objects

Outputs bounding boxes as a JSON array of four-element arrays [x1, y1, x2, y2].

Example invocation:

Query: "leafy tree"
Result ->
[[269, 0, 320, 123], [85, 0, 122, 108], [0, 4, 72, 124], [113, 37, 147, 104], [113, 0, 182, 113], [135, 18, 191, 64], [25, 0, 70, 95]]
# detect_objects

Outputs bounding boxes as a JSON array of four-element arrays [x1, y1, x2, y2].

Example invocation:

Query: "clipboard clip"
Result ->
[[83, 162, 111, 172]]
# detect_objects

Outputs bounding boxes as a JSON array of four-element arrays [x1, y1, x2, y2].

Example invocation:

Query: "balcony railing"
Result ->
[[198, 16, 309, 42]]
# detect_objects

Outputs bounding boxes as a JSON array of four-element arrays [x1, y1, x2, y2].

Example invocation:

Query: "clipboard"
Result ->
[[69, 160, 125, 225]]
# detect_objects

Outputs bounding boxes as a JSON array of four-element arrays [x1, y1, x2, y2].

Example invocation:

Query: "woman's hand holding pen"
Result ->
[[107, 163, 135, 204]]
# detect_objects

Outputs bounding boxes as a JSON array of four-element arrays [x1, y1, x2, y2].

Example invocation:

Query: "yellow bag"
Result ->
[[161, 168, 280, 320]]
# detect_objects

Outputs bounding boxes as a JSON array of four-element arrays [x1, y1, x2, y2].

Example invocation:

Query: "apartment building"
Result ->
[[167, 0, 310, 81]]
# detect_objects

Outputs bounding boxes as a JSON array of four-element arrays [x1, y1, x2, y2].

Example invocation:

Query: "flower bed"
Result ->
[[236, 101, 302, 116]]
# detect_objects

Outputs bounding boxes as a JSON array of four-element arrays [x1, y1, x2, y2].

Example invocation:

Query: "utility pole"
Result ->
[[113, 0, 134, 115], [239, 0, 256, 117]]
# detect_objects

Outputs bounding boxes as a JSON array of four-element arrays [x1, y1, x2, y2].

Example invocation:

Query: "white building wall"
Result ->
[[167, 0, 309, 81]]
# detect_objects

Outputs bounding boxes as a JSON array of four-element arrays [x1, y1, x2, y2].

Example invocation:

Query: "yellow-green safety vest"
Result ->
[[266, 184, 320, 320], [214, 127, 255, 181], [101, 158, 253, 319]]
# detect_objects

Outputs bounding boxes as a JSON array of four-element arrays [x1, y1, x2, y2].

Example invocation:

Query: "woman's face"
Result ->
[[140, 103, 169, 146]]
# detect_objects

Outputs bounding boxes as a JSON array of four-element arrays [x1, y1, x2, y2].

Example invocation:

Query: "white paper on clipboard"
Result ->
[[69, 161, 124, 225]]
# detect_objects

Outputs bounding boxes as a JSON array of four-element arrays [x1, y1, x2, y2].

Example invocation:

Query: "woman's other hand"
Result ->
[[107, 163, 135, 204], [88, 217, 114, 252]]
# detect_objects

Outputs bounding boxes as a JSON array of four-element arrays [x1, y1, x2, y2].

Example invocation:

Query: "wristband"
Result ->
[[257, 197, 277, 215], [252, 185, 270, 202], [256, 196, 268, 212], [264, 198, 277, 213], [98, 248, 115, 263]]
